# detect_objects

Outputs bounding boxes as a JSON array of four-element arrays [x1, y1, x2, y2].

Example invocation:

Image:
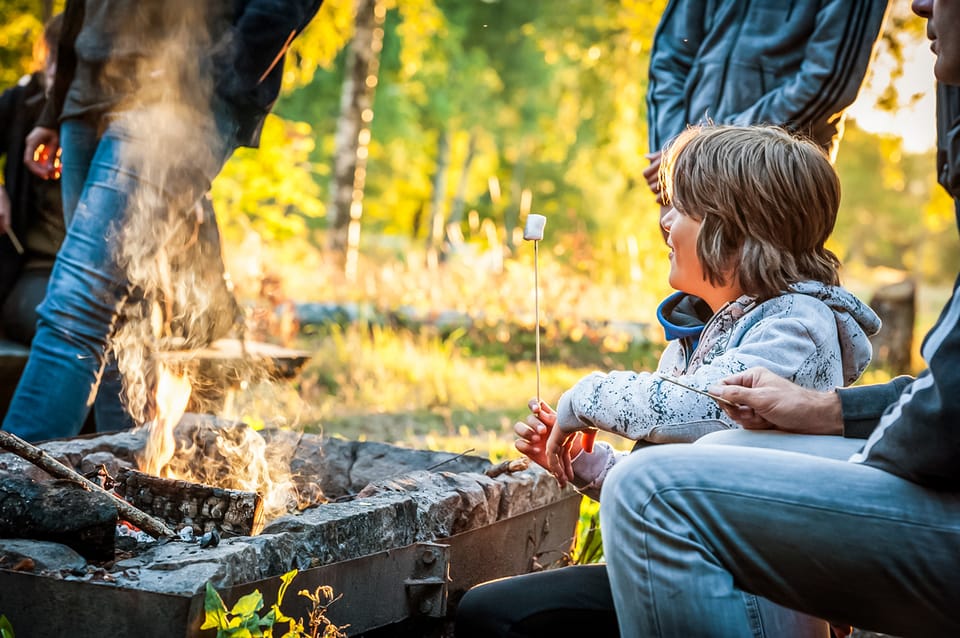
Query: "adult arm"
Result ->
[[0, 85, 13, 232], [35, 0, 82, 131], [26, 0, 82, 178], [213, 0, 323, 108], [835, 376, 914, 438], [854, 283, 960, 488], [646, 0, 709, 152], [711, 370, 914, 439]]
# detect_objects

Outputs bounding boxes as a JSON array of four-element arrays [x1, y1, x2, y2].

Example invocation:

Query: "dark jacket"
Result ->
[[837, 82, 960, 489], [840, 271, 960, 490], [40, 0, 324, 148], [647, 0, 889, 156], [0, 73, 64, 301], [936, 83, 960, 227]]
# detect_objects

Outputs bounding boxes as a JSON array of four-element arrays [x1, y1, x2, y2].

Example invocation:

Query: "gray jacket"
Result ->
[[647, 0, 889, 157], [559, 282, 881, 498]]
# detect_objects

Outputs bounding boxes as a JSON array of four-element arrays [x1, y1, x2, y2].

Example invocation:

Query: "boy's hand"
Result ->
[[515, 399, 586, 487], [709, 367, 843, 435], [642, 151, 663, 201]]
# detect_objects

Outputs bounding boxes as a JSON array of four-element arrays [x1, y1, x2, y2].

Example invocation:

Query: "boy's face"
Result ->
[[661, 207, 706, 296]]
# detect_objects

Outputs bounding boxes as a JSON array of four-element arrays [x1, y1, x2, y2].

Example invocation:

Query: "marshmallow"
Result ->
[[523, 214, 546, 241]]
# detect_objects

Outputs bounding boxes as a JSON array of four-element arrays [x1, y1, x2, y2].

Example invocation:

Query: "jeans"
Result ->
[[601, 435, 960, 637], [454, 431, 845, 638], [3, 112, 231, 441]]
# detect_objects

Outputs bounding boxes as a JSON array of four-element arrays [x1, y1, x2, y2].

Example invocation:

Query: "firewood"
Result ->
[[484, 457, 530, 478], [114, 468, 264, 536], [0, 476, 117, 560], [0, 430, 176, 539]]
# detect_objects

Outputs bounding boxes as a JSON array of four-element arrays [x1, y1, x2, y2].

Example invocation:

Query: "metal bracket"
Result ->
[[404, 542, 450, 617]]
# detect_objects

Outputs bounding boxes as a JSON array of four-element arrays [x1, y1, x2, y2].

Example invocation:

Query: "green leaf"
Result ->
[[230, 591, 265, 618], [0, 614, 15, 638], [271, 569, 299, 624], [202, 582, 230, 630]]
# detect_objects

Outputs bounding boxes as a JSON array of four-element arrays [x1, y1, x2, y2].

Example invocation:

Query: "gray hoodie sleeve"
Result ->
[[554, 313, 833, 443]]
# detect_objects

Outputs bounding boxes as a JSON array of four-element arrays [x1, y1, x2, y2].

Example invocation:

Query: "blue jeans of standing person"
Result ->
[[600, 437, 960, 637], [2, 114, 232, 441]]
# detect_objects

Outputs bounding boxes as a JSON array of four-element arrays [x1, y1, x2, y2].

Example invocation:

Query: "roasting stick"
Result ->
[[523, 214, 547, 405], [523, 214, 596, 456], [5, 228, 24, 255], [0, 430, 177, 539]]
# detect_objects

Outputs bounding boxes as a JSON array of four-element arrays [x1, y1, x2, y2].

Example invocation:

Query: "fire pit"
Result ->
[[0, 418, 580, 637]]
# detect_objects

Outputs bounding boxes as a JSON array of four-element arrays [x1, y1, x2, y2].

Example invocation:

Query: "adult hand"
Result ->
[[0, 185, 10, 235], [24, 126, 60, 179], [514, 399, 584, 487], [709, 367, 843, 435], [642, 151, 664, 203]]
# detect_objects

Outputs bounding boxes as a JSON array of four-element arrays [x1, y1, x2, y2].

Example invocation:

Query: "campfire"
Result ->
[[0, 424, 578, 636]]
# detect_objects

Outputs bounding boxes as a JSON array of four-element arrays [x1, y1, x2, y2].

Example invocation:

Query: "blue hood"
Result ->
[[656, 292, 713, 342]]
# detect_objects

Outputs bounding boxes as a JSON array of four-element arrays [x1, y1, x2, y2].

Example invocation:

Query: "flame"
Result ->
[[141, 363, 192, 477], [138, 364, 312, 532]]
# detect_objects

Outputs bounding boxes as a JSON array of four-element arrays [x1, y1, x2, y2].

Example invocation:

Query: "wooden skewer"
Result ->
[[523, 214, 547, 404], [5, 228, 24, 255], [0, 430, 177, 539]]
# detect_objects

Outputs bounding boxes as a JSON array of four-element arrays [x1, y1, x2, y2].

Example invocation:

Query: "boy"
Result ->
[[525, 124, 878, 493], [456, 124, 878, 637]]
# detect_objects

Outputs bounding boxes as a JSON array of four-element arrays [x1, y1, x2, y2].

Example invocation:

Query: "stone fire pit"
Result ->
[[0, 418, 580, 637]]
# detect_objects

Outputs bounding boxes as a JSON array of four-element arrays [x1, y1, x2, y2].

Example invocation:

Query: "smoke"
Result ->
[[93, 2, 320, 520]]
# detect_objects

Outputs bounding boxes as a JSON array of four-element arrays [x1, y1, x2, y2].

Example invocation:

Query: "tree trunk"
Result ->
[[506, 158, 526, 252], [443, 130, 477, 256], [327, 0, 386, 280], [869, 279, 916, 374], [426, 128, 451, 264]]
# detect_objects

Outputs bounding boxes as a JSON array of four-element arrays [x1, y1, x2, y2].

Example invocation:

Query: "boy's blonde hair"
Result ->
[[661, 124, 841, 300]]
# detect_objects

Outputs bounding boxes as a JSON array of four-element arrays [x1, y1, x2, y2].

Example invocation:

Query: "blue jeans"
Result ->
[[3, 114, 231, 441], [454, 431, 842, 638], [600, 434, 960, 637]]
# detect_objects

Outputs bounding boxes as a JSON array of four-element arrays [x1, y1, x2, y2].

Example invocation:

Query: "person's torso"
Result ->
[[64, 0, 231, 123]]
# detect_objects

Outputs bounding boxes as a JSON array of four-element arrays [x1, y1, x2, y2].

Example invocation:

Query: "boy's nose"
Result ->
[[660, 206, 677, 233]]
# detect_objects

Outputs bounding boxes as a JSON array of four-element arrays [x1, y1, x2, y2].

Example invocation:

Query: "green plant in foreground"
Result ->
[[0, 615, 15, 638], [571, 497, 604, 565], [201, 569, 347, 638]]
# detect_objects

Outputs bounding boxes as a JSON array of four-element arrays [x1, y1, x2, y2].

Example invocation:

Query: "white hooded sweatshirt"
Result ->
[[557, 281, 881, 499]]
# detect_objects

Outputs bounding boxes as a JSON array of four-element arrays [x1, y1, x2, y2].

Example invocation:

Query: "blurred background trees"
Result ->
[[1, 0, 951, 311]]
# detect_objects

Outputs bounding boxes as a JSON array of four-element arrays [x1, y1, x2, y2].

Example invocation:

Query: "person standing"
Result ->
[[642, 0, 890, 214], [2, 0, 323, 441], [0, 14, 65, 346]]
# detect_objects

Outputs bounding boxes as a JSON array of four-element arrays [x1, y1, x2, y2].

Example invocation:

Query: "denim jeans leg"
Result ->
[[2, 126, 138, 441], [694, 429, 865, 461], [58, 119, 100, 226], [600, 444, 960, 638]]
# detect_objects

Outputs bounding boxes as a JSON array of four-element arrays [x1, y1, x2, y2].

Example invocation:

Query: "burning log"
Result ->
[[115, 468, 264, 536], [0, 430, 176, 539], [0, 476, 117, 561]]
